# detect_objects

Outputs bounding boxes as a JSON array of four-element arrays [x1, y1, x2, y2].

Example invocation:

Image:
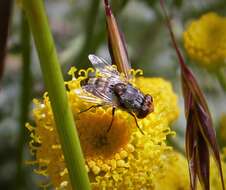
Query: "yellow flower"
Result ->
[[154, 151, 226, 190], [26, 68, 179, 189], [183, 12, 226, 69]]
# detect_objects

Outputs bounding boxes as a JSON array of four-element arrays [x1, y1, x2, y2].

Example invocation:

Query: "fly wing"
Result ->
[[88, 54, 126, 82], [74, 88, 112, 105], [79, 77, 120, 106], [74, 54, 128, 106]]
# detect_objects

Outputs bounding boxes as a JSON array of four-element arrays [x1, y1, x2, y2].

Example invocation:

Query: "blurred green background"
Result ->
[[1, 0, 226, 189]]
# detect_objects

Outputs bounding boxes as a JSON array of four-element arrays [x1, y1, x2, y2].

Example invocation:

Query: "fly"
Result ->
[[75, 54, 154, 134]]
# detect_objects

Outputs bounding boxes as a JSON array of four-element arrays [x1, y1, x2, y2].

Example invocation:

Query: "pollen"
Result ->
[[27, 67, 180, 189], [183, 12, 226, 70]]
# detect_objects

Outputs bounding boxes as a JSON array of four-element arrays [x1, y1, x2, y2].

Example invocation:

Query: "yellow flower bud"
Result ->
[[183, 12, 226, 70]]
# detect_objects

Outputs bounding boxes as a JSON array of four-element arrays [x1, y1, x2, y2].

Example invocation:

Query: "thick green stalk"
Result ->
[[16, 12, 32, 189], [21, 0, 91, 189]]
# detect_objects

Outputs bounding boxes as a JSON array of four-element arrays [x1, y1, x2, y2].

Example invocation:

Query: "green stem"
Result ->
[[216, 68, 226, 92], [16, 12, 32, 189], [21, 1, 91, 189]]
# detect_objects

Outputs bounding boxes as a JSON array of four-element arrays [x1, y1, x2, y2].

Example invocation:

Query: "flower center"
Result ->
[[74, 108, 133, 159]]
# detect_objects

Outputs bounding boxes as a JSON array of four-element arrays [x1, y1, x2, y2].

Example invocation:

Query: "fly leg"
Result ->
[[107, 107, 116, 133], [79, 104, 104, 114], [128, 112, 144, 135]]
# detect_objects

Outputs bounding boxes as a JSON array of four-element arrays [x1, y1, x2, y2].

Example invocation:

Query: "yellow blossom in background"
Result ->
[[154, 151, 226, 190], [183, 12, 226, 69], [26, 68, 179, 189]]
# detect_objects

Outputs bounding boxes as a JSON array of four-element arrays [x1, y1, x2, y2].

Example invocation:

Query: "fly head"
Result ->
[[136, 94, 154, 119]]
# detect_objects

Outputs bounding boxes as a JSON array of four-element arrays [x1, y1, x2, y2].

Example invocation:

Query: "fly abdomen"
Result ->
[[113, 82, 153, 118], [114, 83, 142, 109]]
